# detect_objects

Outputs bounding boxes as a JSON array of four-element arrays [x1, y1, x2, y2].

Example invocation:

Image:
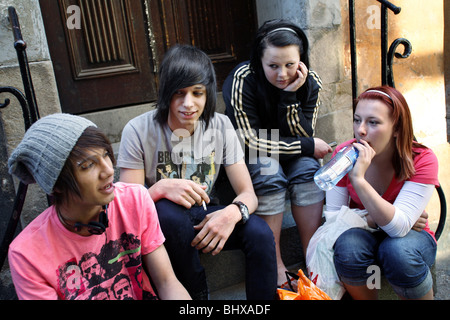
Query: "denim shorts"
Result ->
[[333, 228, 437, 299], [246, 156, 324, 215]]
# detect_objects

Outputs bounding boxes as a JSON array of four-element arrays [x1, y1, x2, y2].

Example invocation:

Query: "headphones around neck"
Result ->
[[73, 205, 109, 235]]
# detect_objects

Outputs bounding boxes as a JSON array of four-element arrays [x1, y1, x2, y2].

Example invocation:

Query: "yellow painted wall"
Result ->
[[344, 0, 446, 147]]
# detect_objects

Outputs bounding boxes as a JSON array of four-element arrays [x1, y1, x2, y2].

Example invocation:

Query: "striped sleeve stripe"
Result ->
[[309, 70, 322, 134], [230, 64, 303, 154]]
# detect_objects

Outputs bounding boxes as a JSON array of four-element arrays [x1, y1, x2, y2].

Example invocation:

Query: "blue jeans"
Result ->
[[246, 156, 324, 215], [333, 228, 437, 299], [155, 199, 277, 300]]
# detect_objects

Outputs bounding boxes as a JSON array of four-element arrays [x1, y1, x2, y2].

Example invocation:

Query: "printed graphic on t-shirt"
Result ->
[[56, 232, 156, 300], [156, 150, 216, 193]]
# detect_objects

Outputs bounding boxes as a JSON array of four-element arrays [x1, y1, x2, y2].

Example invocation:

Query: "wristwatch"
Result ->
[[232, 201, 249, 224]]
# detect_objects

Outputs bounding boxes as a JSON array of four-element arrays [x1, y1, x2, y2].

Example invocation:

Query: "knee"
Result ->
[[378, 237, 404, 260], [154, 199, 191, 232], [247, 157, 286, 194], [333, 229, 377, 276], [378, 236, 434, 297], [334, 229, 372, 262], [377, 237, 418, 273], [287, 156, 321, 183], [155, 198, 178, 211]]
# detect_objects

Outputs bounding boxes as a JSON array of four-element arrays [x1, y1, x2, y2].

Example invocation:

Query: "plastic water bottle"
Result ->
[[314, 145, 359, 191]]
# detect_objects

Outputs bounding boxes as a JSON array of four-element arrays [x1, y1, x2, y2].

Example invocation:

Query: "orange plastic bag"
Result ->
[[277, 269, 332, 300]]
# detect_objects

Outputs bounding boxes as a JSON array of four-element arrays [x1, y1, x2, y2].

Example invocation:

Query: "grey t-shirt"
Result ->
[[117, 110, 244, 194]]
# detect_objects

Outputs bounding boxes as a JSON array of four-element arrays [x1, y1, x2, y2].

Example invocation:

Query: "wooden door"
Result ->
[[39, 0, 157, 114], [39, 0, 257, 114], [149, 0, 257, 88]]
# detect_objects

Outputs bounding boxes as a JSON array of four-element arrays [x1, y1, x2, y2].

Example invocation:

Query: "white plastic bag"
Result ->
[[306, 206, 375, 300]]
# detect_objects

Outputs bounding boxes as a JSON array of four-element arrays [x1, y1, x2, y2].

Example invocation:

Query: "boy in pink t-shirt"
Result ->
[[7, 113, 190, 300]]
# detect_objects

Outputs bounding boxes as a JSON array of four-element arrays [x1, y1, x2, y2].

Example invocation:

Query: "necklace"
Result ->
[[56, 206, 108, 235], [56, 207, 79, 232]]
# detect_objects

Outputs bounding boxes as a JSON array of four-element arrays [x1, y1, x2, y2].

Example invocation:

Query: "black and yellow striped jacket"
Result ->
[[223, 61, 322, 161]]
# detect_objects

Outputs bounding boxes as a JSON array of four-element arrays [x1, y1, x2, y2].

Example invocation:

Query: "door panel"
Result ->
[[149, 0, 257, 88], [68, 0, 140, 79]]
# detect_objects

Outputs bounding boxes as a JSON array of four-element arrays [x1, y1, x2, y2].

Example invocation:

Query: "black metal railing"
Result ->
[[0, 7, 41, 271]]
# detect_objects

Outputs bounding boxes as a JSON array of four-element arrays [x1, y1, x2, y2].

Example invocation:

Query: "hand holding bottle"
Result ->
[[314, 144, 359, 191]]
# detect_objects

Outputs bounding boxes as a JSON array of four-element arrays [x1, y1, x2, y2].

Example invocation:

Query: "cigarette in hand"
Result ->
[[202, 200, 207, 211]]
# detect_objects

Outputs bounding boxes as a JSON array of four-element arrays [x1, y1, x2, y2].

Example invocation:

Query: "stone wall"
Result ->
[[0, 1, 61, 226], [0, 1, 61, 151]]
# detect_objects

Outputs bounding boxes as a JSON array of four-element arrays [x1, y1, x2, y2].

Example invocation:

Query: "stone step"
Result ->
[[200, 207, 304, 299], [206, 261, 401, 300], [200, 204, 404, 300]]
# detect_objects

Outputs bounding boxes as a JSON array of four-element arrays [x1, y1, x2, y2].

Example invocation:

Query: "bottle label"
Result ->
[[329, 156, 353, 178]]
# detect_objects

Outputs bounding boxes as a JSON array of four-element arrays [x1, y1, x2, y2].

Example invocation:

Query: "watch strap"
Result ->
[[232, 201, 249, 224]]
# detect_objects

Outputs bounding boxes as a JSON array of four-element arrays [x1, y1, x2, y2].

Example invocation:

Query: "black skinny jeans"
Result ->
[[155, 199, 277, 300]]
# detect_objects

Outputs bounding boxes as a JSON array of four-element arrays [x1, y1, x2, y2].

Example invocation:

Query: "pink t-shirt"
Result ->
[[334, 139, 439, 237], [8, 182, 165, 300]]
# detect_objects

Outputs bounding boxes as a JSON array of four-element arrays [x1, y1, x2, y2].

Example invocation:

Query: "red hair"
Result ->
[[355, 86, 426, 180]]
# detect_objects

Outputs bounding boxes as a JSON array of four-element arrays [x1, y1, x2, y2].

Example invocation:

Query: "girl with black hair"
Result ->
[[223, 19, 332, 287]]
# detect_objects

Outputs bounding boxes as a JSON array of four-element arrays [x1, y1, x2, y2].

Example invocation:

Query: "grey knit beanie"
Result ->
[[8, 113, 97, 194]]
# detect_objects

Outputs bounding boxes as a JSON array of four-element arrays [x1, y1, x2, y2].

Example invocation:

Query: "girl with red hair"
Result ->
[[327, 86, 439, 300]]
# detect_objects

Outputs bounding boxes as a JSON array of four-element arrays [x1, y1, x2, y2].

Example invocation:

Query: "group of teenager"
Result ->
[[7, 19, 439, 300]]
